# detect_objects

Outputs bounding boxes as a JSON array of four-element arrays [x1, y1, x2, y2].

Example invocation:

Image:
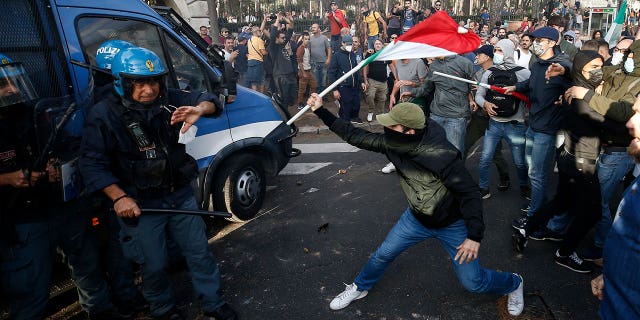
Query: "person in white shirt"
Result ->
[[514, 34, 532, 69]]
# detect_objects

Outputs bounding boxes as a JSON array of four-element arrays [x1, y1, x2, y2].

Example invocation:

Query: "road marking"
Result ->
[[279, 162, 332, 175], [293, 143, 360, 154]]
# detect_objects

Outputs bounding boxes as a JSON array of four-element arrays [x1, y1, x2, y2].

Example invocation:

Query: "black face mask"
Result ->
[[362, 10, 370, 16], [383, 126, 423, 150]]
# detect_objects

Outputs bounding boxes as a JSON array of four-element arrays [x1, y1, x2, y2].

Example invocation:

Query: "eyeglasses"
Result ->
[[390, 36, 398, 39], [564, 36, 574, 41], [533, 38, 549, 43], [614, 47, 629, 53]]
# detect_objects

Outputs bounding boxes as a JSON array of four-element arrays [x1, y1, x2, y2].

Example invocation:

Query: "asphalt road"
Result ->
[[171, 124, 602, 320]]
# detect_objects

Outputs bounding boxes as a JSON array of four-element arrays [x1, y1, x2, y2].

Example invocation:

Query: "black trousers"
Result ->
[[525, 150, 602, 255]]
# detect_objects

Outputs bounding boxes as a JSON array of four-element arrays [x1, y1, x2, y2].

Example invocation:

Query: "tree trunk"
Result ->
[[208, 0, 222, 45]]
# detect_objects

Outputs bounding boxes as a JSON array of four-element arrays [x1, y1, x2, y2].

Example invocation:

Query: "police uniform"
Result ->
[[0, 55, 116, 319], [79, 74, 227, 317]]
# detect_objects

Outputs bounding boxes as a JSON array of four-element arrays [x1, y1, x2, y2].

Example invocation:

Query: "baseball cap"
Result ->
[[376, 103, 425, 129], [330, 1, 337, 5], [341, 34, 353, 45], [530, 26, 559, 42], [474, 45, 494, 59]]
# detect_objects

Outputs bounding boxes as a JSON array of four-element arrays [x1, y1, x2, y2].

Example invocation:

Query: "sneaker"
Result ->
[[512, 229, 528, 253], [580, 245, 603, 261], [367, 112, 374, 122], [480, 188, 491, 199], [529, 227, 564, 242], [520, 203, 530, 213], [507, 274, 524, 316], [497, 178, 511, 191], [554, 250, 592, 273], [520, 186, 531, 200], [329, 283, 368, 310], [154, 308, 184, 320], [351, 118, 364, 124], [203, 303, 238, 320], [381, 162, 396, 174], [511, 216, 529, 233]]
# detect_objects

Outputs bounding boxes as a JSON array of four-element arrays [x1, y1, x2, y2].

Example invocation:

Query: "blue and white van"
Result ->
[[3, 0, 298, 221]]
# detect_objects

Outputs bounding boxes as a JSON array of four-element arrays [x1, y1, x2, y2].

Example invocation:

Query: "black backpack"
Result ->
[[485, 66, 524, 117]]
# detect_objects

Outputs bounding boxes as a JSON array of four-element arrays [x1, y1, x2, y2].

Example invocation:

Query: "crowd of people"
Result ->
[[2, 0, 640, 319], [207, 1, 640, 318]]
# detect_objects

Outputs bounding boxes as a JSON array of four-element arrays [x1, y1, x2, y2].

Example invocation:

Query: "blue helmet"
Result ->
[[111, 47, 167, 97], [95, 39, 134, 70], [0, 53, 38, 108]]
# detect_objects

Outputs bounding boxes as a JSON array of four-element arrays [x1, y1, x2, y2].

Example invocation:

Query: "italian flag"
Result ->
[[371, 11, 480, 61], [604, 0, 627, 47], [287, 11, 481, 125]]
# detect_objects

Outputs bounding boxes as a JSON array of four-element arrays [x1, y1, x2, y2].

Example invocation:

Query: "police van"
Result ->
[[3, 0, 299, 222]]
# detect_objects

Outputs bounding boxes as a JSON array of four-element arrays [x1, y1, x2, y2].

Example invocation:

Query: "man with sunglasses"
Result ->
[[79, 47, 237, 320]]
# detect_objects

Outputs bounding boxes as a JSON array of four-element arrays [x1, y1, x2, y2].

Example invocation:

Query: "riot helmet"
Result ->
[[111, 47, 167, 105], [96, 39, 134, 70], [0, 54, 38, 108]]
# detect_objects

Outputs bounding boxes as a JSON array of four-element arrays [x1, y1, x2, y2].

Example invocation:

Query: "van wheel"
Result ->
[[212, 154, 266, 222]]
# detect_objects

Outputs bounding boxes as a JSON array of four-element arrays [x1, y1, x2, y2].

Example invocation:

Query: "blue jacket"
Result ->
[[515, 52, 572, 135], [328, 49, 362, 88]]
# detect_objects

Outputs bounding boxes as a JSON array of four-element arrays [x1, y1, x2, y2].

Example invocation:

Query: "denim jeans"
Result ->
[[430, 114, 467, 154], [311, 62, 328, 94], [600, 176, 640, 319], [366, 35, 378, 50], [594, 151, 635, 247], [478, 120, 528, 189], [354, 208, 520, 295], [118, 196, 223, 316], [525, 128, 557, 216]]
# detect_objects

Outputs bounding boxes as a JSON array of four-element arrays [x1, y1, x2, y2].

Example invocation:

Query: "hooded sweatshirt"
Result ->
[[475, 39, 531, 123]]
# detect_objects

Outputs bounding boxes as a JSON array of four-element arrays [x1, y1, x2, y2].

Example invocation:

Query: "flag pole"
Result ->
[[433, 71, 530, 106], [286, 48, 385, 125]]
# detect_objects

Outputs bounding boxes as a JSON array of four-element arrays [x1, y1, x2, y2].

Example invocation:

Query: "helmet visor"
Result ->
[[0, 63, 38, 108]]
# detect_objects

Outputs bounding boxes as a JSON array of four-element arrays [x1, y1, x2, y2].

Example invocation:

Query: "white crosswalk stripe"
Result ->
[[280, 143, 361, 175]]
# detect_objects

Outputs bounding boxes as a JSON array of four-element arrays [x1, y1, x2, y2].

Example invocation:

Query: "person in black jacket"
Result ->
[[512, 50, 611, 274], [329, 34, 366, 123], [305, 94, 524, 316]]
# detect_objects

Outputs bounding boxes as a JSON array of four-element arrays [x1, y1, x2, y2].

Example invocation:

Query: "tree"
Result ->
[[208, 0, 222, 45]]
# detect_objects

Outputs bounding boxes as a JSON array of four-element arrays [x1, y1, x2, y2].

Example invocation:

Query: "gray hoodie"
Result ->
[[475, 39, 531, 123]]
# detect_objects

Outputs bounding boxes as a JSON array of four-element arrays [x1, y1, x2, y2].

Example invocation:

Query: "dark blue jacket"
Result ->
[[328, 49, 362, 88], [79, 89, 220, 205], [515, 52, 572, 135]]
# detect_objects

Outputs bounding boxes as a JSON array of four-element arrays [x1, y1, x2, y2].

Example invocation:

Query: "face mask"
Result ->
[[624, 57, 635, 73], [611, 52, 624, 65], [345, 45, 353, 52], [493, 53, 504, 64], [532, 41, 546, 56], [586, 69, 603, 86]]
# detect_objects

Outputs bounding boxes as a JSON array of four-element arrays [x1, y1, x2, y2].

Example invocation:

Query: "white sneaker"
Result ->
[[329, 283, 368, 310], [381, 162, 396, 174], [367, 112, 373, 122], [507, 274, 524, 316]]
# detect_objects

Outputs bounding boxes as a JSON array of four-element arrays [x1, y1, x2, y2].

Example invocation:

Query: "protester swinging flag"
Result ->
[[604, 0, 627, 47], [287, 11, 480, 125]]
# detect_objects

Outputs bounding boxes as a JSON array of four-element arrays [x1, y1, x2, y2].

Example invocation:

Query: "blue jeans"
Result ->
[[525, 128, 557, 216], [478, 120, 528, 189], [312, 62, 327, 93], [118, 196, 223, 316], [430, 114, 467, 154], [354, 209, 520, 295], [600, 176, 640, 319], [594, 151, 635, 247], [366, 35, 378, 50]]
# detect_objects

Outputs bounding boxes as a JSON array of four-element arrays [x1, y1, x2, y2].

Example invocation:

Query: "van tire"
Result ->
[[212, 154, 266, 222]]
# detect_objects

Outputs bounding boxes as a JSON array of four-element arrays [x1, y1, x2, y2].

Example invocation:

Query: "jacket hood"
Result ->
[[571, 50, 603, 89], [627, 40, 640, 76], [495, 39, 518, 69]]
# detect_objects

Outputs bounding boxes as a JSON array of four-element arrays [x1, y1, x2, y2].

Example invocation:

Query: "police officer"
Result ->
[[0, 55, 123, 319], [79, 47, 237, 319]]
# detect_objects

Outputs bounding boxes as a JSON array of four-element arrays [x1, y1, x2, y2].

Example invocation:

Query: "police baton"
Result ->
[[109, 208, 232, 218]]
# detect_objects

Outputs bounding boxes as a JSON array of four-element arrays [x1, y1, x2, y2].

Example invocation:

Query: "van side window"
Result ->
[[163, 35, 209, 92], [77, 17, 210, 93]]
